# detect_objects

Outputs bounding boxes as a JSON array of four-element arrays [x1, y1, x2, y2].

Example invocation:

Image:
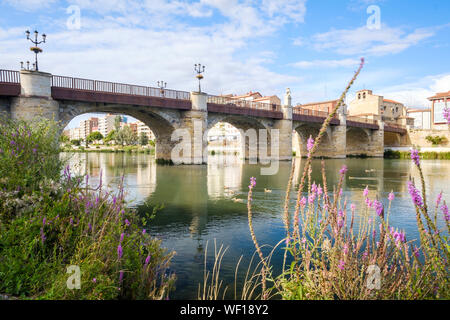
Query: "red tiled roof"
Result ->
[[383, 99, 403, 104], [428, 91, 450, 100]]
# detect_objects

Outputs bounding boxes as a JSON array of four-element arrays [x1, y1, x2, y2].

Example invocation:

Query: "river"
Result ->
[[62, 152, 450, 299]]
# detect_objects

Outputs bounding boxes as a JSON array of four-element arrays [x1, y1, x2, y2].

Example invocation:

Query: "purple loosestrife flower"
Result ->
[[388, 191, 395, 202], [374, 200, 384, 217], [340, 165, 348, 175], [40, 228, 46, 244], [443, 107, 450, 124], [307, 135, 314, 152], [117, 244, 123, 259], [317, 185, 323, 196], [414, 247, 420, 259], [410, 149, 420, 167], [343, 244, 349, 255], [311, 182, 317, 194], [350, 203, 356, 211], [436, 192, 443, 207], [363, 186, 369, 197], [249, 177, 256, 189], [119, 270, 124, 282], [92, 278, 97, 283], [407, 181, 423, 208], [120, 233, 125, 243], [442, 204, 449, 222], [338, 260, 345, 271], [308, 192, 316, 204], [125, 219, 130, 226], [299, 197, 307, 207], [144, 255, 151, 266], [142, 229, 146, 235]]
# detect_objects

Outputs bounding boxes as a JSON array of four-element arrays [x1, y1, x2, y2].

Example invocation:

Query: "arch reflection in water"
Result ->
[[61, 152, 450, 299]]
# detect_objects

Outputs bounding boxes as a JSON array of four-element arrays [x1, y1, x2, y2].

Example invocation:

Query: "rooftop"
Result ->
[[428, 90, 450, 100]]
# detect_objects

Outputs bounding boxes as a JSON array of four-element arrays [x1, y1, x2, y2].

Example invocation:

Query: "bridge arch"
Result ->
[[59, 102, 183, 161], [293, 123, 334, 158], [346, 127, 371, 156], [207, 114, 275, 161]]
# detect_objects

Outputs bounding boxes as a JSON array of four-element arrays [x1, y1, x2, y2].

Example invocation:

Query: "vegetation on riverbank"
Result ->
[[201, 58, 449, 300], [385, 149, 450, 160], [0, 117, 174, 300], [62, 145, 155, 154]]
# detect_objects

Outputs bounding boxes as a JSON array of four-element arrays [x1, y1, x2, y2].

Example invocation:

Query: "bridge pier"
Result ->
[[10, 70, 59, 122], [272, 89, 293, 161]]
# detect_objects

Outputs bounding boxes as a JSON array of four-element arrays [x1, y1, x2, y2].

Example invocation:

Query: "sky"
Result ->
[[1, 0, 449, 129]]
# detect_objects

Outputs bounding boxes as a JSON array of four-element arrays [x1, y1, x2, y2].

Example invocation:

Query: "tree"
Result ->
[[86, 131, 104, 144], [114, 115, 122, 131], [60, 134, 70, 144], [71, 139, 81, 146], [139, 132, 149, 146], [104, 130, 116, 144]]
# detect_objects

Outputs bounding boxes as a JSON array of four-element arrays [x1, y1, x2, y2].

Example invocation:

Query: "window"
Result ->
[[358, 94, 361, 99], [363, 93, 366, 99]]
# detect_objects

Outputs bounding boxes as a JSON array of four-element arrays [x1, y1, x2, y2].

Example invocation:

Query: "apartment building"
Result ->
[[428, 90, 450, 130], [407, 108, 431, 130]]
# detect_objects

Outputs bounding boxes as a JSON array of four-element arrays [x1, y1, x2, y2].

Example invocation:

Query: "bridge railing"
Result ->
[[51, 75, 191, 100], [384, 122, 406, 130], [293, 107, 331, 118], [346, 115, 378, 125], [0, 70, 20, 83], [207, 95, 281, 112]]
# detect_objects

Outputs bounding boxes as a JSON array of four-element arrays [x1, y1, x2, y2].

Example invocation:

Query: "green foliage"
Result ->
[[426, 135, 447, 146], [86, 131, 104, 144], [149, 140, 155, 147], [0, 118, 175, 300], [384, 149, 450, 160], [71, 139, 81, 146], [139, 132, 149, 146]]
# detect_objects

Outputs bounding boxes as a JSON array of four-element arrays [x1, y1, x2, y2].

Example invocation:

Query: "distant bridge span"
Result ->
[[0, 69, 407, 163]]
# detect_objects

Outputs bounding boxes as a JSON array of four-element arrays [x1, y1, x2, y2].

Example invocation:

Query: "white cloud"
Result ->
[[304, 25, 435, 56], [3, 0, 57, 11], [291, 58, 361, 69]]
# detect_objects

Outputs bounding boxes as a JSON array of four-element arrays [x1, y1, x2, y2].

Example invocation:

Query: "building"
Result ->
[[407, 108, 431, 130], [136, 120, 155, 141], [79, 117, 99, 140], [349, 89, 413, 125], [428, 90, 450, 130], [68, 127, 82, 140], [295, 99, 346, 114], [98, 114, 116, 137]]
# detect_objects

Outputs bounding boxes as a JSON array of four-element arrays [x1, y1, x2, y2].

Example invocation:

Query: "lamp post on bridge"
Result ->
[[25, 30, 46, 71], [194, 63, 205, 93], [157, 81, 167, 97]]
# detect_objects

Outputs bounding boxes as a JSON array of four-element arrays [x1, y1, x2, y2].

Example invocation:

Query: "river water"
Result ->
[[62, 153, 450, 299]]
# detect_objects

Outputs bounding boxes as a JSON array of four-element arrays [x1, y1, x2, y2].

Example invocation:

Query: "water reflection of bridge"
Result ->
[[60, 154, 450, 238]]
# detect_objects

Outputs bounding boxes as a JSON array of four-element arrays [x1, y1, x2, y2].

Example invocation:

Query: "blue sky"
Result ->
[[1, 0, 449, 129]]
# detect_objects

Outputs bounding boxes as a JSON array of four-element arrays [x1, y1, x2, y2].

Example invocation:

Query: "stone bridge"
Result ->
[[0, 69, 408, 164]]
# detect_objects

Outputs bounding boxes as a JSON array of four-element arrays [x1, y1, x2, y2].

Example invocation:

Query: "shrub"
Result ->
[[0, 118, 175, 299], [426, 135, 447, 146]]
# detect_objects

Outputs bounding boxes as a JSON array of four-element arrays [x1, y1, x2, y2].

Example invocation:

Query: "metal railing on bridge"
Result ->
[[51, 75, 191, 100], [207, 95, 282, 113], [293, 107, 331, 118], [346, 115, 378, 126], [0, 70, 20, 83]]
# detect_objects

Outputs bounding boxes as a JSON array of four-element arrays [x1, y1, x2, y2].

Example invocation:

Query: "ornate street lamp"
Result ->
[[157, 81, 167, 96], [25, 30, 46, 71], [194, 63, 205, 93]]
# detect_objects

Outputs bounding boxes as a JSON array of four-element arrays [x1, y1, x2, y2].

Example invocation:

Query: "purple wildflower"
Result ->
[[142, 229, 146, 235], [340, 165, 348, 175], [407, 181, 423, 207], [308, 192, 316, 204], [119, 270, 124, 282], [442, 204, 449, 222], [299, 197, 307, 207], [144, 255, 151, 266], [338, 260, 345, 271], [92, 278, 97, 283], [307, 135, 314, 152], [388, 191, 395, 202], [343, 244, 349, 255], [363, 186, 369, 197], [317, 185, 323, 196], [414, 247, 420, 258], [40, 228, 46, 244], [249, 177, 256, 189], [443, 107, 450, 124], [410, 149, 420, 167], [120, 233, 125, 243], [350, 203, 356, 211], [311, 182, 317, 194], [125, 219, 130, 226], [373, 200, 384, 217], [436, 192, 443, 207], [117, 244, 123, 259]]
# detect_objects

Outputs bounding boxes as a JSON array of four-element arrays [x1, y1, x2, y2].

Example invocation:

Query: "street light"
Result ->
[[25, 29, 46, 71], [157, 81, 167, 96], [194, 63, 205, 93]]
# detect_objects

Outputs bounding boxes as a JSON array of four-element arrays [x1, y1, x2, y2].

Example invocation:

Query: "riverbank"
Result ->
[[385, 149, 450, 159], [62, 145, 155, 154]]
